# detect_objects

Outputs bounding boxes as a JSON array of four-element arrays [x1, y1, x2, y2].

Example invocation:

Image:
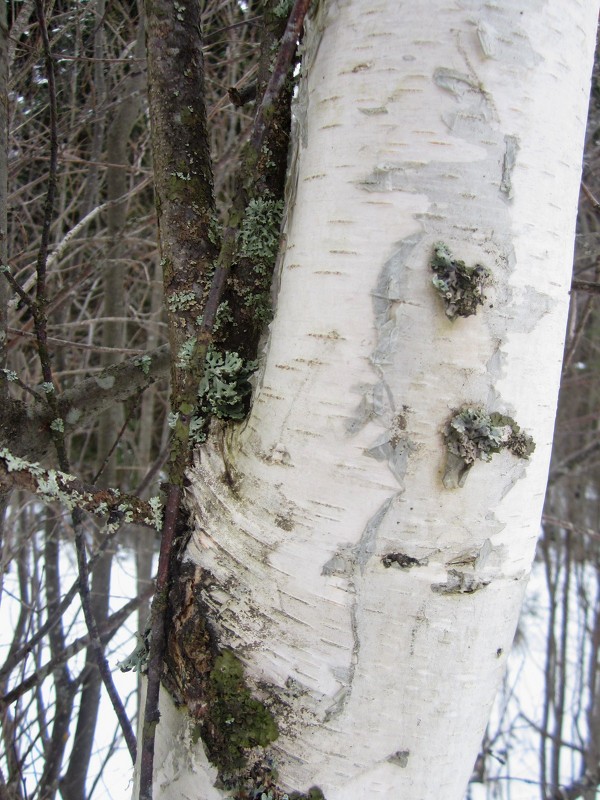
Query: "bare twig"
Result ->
[[138, 484, 180, 800], [72, 510, 137, 762], [571, 279, 600, 295], [0, 584, 154, 708]]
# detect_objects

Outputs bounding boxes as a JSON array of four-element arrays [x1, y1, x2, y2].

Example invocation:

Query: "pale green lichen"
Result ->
[[148, 495, 163, 531], [177, 336, 198, 369], [117, 502, 134, 524], [197, 349, 256, 421], [167, 291, 197, 313], [95, 374, 116, 390], [188, 415, 207, 446], [50, 418, 64, 433], [443, 406, 535, 488], [65, 408, 82, 425], [2, 370, 17, 382], [37, 470, 62, 502], [239, 196, 283, 273], [273, 0, 293, 18], [235, 194, 284, 328], [0, 448, 44, 476], [40, 382, 55, 394], [431, 242, 490, 320], [118, 631, 150, 673], [134, 355, 152, 375]]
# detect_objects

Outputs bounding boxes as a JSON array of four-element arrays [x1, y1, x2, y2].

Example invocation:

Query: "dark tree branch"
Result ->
[[138, 484, 180, 800], [0, 584, 154, 708], [0, 344, 170, 463], [72, 510, 137, 763], [0, 450, 162, 529], [249, 0, 313, 154], [32, 0, 68, 473], [571, 279, 600, 294]]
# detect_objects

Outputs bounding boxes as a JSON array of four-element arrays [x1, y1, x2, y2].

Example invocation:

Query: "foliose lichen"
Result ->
[[235, 194, 283, 328], [431, 242, 490, 320], [133, 355, 152, 376], [239, 196, 283, 268], [273, 0, 293, 18], [118, 630, 150, 674], [197, 349, 257, 421], [442, 406, 535, 488]]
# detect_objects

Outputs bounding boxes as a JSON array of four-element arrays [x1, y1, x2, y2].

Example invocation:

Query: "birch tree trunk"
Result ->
[[148, 1, 599, 797]]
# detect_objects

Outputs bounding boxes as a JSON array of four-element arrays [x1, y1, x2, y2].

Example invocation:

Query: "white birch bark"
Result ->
[[152, 1, 599, 797]]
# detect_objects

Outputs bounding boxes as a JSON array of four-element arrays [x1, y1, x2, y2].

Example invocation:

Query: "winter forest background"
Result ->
[[0, 2, 599, 798]]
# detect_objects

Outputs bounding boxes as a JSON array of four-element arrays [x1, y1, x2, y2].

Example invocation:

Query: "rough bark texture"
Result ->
[[144, 0, 219, 487]]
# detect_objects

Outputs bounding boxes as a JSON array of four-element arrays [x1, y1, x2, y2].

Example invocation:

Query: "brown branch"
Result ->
[[32, 0, 68, 472], [581, 180, 600, 210], [0, 584, 154, 708], [0, 344, 170, 464], [0, 449, 162, 529], [571, 279, 600, 295], [138, 484, 180, 800], [249, 0, 313, 153], [72, 510, 137, 763], [32, 0, 58, 305]]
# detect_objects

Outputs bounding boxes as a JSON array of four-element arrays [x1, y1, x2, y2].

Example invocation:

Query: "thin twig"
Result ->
[[32, 0, 68, 470], [72, 510, 137, 762], [249, 0, 313, 153], [138, 484, 180, 800], [0, 584, 154, 708], [581, 180, 600, 210], [46, 176, 152, 272], [7, 327, 146, 354], [571, 279, 600, 295]]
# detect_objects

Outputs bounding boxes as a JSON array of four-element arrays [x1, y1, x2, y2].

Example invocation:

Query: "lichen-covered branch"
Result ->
[[0, 448, 163, 529], [0, 344, 170, 462], [139, 3, 311, 797], [144, 0, 220, 489]]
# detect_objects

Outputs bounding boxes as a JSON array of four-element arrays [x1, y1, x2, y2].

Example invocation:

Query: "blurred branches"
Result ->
[[0, 1, 272, 796]]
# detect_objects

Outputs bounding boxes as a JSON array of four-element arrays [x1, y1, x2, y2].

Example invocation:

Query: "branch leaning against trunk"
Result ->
[[138, 1, 311, 797]]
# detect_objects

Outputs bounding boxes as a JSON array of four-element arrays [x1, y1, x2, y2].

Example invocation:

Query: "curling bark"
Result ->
[[145, 1, 599, 798]]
